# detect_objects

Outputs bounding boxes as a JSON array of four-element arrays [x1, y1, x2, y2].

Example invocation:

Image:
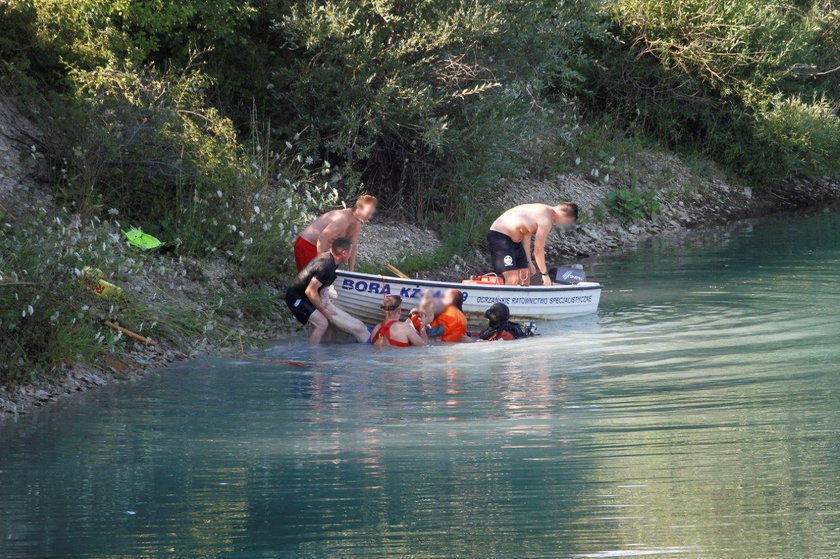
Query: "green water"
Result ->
[[2, 211, 840, 558]]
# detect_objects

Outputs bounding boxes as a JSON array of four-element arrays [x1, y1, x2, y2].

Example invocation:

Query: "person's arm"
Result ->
[[522, 233, 537, 276], [347, 221, 361, 272], [426, 323, 445, 338], [533, 224, 552, 286], [405, 325, 427, 346], [304, 277, 334, 320]]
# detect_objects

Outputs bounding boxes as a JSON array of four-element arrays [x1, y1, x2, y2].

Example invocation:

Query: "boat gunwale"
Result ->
[[336, 270, 602, 293]]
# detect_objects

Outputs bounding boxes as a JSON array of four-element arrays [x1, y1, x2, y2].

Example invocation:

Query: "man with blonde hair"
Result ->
[[294, 194, 378, 272], [487, 202, 579, 286]]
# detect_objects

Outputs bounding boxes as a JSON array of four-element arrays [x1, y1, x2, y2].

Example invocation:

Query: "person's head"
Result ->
[[353, 194, 378, 223], [330, 237, 352, 264], [553, 202, 579, 227], [485, 303, 510, 330], [443, 289, 464, 311], [381, 295, 403, 318]]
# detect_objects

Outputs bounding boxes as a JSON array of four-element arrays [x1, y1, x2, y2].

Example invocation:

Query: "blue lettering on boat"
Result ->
[[340, 279, 472, 302], [474, 294, 593, 306]]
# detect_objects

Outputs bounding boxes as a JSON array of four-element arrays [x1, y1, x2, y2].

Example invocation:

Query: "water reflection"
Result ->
[[1, 210, 840, 557]]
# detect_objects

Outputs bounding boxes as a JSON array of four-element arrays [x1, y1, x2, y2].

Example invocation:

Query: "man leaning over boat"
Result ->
[[486, 203, 578, 286], [293, 195, 378, 272]]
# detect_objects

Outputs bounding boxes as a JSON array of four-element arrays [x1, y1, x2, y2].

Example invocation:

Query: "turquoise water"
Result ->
[[2, 210, 840, 558]]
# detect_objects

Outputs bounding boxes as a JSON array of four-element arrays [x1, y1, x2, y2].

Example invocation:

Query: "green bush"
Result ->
[[605, 188, 661, 224], [753, 95, 840, 177], [24, 0, 254, 69], [256, 0, 606, 219], [41, 62, 250, 253], [589, 0, 840, 183]]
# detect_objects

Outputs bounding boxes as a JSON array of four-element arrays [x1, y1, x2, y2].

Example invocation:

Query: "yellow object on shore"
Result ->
[[80, 267, 125, 300]]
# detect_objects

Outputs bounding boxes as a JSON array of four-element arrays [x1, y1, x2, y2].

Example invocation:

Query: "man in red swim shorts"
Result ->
[[293, 194, 378, 271]]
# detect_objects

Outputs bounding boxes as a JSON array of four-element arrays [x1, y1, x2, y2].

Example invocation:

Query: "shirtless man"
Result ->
[[371, 295, 427, 347], [294, 195, 377, 272], [487, 203, 579, 286]]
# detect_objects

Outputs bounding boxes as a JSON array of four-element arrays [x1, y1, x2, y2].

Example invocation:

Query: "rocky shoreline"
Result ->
[[3, 160, 839, 419]]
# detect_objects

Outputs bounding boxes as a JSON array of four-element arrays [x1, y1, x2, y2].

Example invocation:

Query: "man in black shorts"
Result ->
[[486, 229, 529, 281], [284, 237, 370, 344], [487, 202, 579, 285]]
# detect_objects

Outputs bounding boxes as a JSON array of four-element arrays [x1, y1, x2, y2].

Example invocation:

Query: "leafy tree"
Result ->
[[595, 0, 840, 181]]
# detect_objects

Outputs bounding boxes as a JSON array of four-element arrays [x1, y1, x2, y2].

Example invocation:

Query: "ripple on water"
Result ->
[[1, 212, 840, 557]]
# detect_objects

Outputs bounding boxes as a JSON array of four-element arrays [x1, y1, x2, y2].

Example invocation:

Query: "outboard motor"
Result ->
[[554, 264, 586, 285]]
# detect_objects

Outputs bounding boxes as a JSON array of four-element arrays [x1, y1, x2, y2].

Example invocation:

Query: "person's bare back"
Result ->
[[372, 295, 427, 347]]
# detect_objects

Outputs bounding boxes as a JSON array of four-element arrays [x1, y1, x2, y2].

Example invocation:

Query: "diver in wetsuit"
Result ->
[[479, 303, 535, 341]]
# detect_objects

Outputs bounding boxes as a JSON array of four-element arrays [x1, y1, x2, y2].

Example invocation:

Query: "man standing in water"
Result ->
[[284, 237, 370, 344], [486, 202, 579, 286], [293, 195, 378, 272]]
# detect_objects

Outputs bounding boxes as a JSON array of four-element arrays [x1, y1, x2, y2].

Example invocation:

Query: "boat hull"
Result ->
[[333, 271, 601, 325]]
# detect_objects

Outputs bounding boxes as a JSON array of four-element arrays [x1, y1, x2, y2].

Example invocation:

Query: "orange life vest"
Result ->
[[430, 306, 468, 342]]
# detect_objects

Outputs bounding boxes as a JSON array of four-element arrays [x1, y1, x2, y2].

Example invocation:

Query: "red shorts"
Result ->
[[294, 236, 318, 272]]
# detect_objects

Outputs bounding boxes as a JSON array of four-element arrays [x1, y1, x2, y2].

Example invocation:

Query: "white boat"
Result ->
[[333, 270, 602, 325]]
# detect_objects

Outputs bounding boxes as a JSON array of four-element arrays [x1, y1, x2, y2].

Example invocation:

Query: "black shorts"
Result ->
[[487, 230, 528, 274], [285, 291, 317, 325]]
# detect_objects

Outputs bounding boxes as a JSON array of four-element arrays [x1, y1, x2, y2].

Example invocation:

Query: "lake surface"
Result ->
[[2, 210, 840, 558]]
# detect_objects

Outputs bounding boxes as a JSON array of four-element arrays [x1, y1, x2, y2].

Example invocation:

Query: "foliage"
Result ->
[[0, 207, 298, 386], [44, 61, 250, 253], [605, 187, 661, 224], [23, 0, 255, 69], [591, 0, 840, 182], [753, 95, 840, 176], [231, 288, 278, 321], [251, 0, 607, 219], [0, 212, 151, 384]]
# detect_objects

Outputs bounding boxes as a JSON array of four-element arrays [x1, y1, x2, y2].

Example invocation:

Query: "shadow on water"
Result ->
[[2, 209, 840, 557]]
